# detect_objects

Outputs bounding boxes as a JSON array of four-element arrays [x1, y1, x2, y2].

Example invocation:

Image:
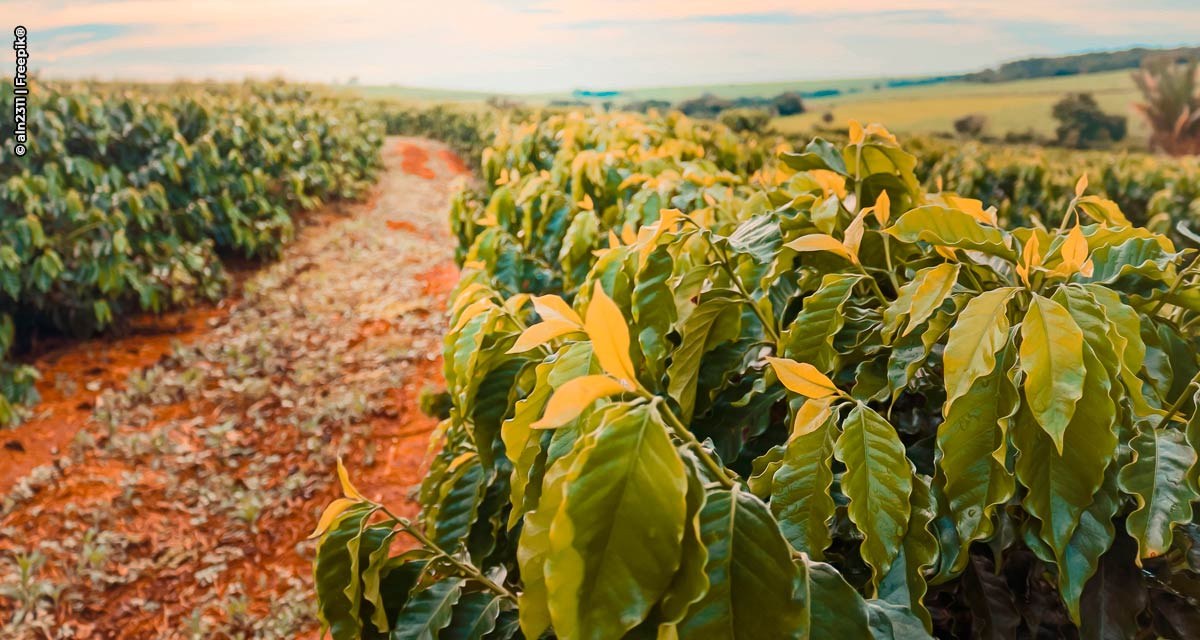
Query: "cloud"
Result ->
[[9, 0, 1200, 92], [562, 11, 806, 29]]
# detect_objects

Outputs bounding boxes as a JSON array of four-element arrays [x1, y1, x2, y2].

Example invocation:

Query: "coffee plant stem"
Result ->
[[1157, 369, 1200, 429], [961, 264, 987, 292], [1058, 197, 1081, 232], [386, 511, 517, 601], [882, 236, 900, 293], [648, 396, 739, 489], [1150, 251, 1200, 316], [856, 265, 891, 304], [713, 244, 781, 343]]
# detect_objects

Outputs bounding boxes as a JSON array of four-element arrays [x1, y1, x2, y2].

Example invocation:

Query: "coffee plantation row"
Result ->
[[6, 83, 1200, 428], [911, 137, 1200, 245], [0, 80, 390, 424], [315, 112, 1200, 639]]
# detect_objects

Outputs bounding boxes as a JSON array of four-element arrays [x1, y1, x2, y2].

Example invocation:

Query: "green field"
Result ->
[[773, 70, 1146, 140], [351, 69, 1148, 143]]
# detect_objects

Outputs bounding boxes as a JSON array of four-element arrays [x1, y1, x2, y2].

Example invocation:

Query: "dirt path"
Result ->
[[0, 137, 466, 639]]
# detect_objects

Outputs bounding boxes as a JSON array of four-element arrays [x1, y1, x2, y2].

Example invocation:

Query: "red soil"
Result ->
[[396, 141, 436, 179], [0, 139, 465, 638], [0, 305, 232, 495], [438, 149, 470, 175]]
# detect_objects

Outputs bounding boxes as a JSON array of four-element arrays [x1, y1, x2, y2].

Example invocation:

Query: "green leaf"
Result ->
[[937, 341, 1017, 573], [770, 402, 837, 558], [747, 445, 786, 499], [1189, 387, 1200, 492], [1118, 426, 1199, 563], [887, 206, 1015, 260], [430, 456, 487, 553], [633, 245, 677, 383], [390, 578, 464, 640], [441, 591, 503, 640], [677, 487, 807, 639], [1084, 284, 1152, 418], [668, 290, 740, 422], [727, 212, 783, 263], [1013, 342, 1116, 567], [1019, 294, 1085, 454], [516, 407, 593, 638], [802, 556, 873, 638], [866, 600, 933, 640], [942, 287, 1019, 408], [362, 529, 401, 633], [657, 452, 710, 630], [503, 344, 594, 527], [781, 138, 848, 175], [877, 475, 938, 633], [1059, 464, 1120, 624], [546, 404, 688, 640], [1082, 237, 1177, 285], [834, 403, 913, 591], [780, 273, 861, 371], [887, 296, 960, 400], [882, 263, 959, 342], [314, 504, 375, 640]]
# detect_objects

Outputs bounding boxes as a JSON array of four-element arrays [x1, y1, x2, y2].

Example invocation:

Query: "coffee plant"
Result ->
[[315, 113, 1200, 638], [0, 79, 384, 424], [908, 136, 1200, 241]]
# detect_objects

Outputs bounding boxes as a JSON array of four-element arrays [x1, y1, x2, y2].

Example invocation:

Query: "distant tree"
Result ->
[[624, 99, 672, 114], [677, 93, 734, 119], [1132, 57, 1200, 155], [771, 92, 806, 116], [1004, 129, 1046, 145], [1051, 92, 1127, 149], [953, 113, 987, 138], [719, 108, 773, 134], [821, 111, 835, 125], [488, 96, 526, 110], [964, 46, 1200, 83]]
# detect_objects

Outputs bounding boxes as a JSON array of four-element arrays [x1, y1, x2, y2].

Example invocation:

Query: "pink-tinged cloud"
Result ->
[[9, 0, 1200, 92]]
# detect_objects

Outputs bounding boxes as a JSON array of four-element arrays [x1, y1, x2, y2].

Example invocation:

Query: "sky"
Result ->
[[7, 0, 1200, 93]]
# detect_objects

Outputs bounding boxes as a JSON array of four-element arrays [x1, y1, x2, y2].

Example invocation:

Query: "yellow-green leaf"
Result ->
[[309, 498, 362, 540], [883, 263, 960, 341], [772, 400, 837, 558], [546, 405, 687, 640], [768, 357, 840, 399], [337, 457, 365, 502], [531, 374, 626, 429], [942, 287, 1019, 409], [533, 294, 583, 326], [1019, 295, 1086, 454], [1118, 427, 1200, 564], [784, 233, 856, 263], [507, 319, 580, 354], [835, 403, 913, 592], [938, 342, 1018, 573], [676, 486, 809, 639], [887, 206, 1015, 260], [585, 281, 640, 388]]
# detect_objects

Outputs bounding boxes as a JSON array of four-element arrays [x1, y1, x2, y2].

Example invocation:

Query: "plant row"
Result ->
[[315, 113, 1200, 638], [907, 136, 1200, 241], [0, 80, 385, 424]]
